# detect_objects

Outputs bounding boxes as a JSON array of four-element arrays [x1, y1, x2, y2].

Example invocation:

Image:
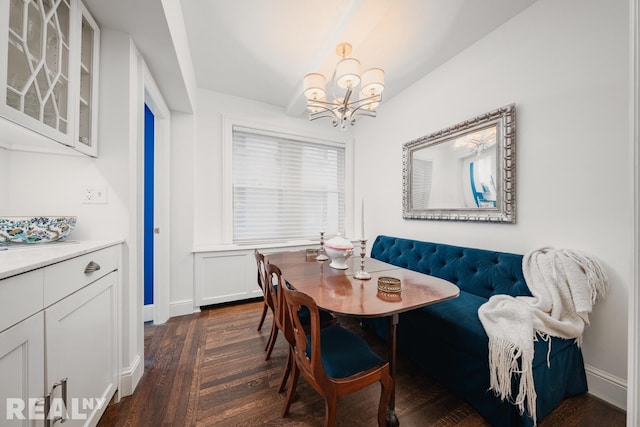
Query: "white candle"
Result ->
[[361, 198, 365, 240]]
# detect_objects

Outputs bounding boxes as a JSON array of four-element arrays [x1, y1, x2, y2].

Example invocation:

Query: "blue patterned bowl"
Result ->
[[0, 217, 77, 244]]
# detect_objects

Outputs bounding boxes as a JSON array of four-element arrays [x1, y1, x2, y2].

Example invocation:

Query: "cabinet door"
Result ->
[[74, 2, 99, 157], [0, 0, 75, 146], [0, 312, 45, 427], [45, 272, 117, 427]]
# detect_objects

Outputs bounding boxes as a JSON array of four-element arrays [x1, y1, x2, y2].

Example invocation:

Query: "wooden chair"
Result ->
[[265, 263, 336, 393], [277, 267, 392, 427], [254, 249, 278, 358]]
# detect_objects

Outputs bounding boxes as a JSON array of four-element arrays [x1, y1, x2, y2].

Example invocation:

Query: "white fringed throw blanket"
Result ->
[[478, 247, 608, 425]]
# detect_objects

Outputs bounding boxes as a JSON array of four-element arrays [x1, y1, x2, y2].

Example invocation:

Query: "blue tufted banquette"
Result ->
[[365, 235, 588, 427]]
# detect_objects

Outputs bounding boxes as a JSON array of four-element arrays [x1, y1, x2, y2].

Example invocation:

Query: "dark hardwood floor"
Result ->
[[98, 300, 626, 427]]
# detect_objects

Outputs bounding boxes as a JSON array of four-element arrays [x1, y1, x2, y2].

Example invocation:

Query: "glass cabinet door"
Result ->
[[3, 0, 74, 146], [75, 1, 99, 156]]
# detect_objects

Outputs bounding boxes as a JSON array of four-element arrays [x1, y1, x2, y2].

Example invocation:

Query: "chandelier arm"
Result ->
[[309, 109, 340, 122]]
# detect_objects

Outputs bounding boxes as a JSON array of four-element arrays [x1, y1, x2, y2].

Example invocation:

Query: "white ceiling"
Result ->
[[84, 0, 538, 115]]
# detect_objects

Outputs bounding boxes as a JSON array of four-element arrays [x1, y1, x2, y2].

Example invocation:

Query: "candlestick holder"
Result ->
[[316, 231, 328, 261], [354, 239, 371, 280]]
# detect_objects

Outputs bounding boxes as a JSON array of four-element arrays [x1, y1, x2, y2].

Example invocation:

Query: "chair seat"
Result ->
[[306, 324, 385, 379]]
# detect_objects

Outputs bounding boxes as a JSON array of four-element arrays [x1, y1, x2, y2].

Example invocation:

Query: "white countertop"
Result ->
[[0, 239, 124, 280]]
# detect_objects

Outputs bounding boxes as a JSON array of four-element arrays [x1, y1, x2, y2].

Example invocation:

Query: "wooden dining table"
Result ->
[[266, 249, 459, 427]]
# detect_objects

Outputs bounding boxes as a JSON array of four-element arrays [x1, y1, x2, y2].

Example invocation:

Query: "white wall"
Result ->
[[169, 111, 196, 313], [354, 0, 630, 409], [0, 148, 9, 212]]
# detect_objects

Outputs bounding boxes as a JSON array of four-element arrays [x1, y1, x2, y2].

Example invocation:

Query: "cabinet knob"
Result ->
[[84, 261, 101, 274], [154, 227, 160, 234]]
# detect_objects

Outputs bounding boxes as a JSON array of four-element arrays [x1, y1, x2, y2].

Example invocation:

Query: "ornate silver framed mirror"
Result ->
[[402, 104, 516, 223]]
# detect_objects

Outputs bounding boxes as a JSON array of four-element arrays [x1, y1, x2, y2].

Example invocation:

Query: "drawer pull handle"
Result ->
[[50, 378, 67, 425], [84, 261, 101, 274]]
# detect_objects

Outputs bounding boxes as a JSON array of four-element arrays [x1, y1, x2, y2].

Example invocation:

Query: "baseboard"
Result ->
[[585, 364, 627, 410], [170, 299, 199, 318], [143, 304, 154, 322], [119, 355, 143, 398]]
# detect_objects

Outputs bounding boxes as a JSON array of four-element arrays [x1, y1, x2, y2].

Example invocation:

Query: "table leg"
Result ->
[[386, 313, 400, 427]]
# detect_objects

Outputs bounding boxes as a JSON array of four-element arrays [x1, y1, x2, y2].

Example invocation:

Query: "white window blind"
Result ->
[[411, 158, 433, 210], [232, 127, 345, 244]]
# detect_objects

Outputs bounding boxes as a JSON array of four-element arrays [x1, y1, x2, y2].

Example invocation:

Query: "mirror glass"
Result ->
[[402, 104, 516, 222]]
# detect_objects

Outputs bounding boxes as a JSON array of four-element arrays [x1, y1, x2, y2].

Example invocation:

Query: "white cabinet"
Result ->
[[0, 312, 45, 427], [45, 272, 117, 427], [0, 0, 100, 156], [0, 244, 119, 426]]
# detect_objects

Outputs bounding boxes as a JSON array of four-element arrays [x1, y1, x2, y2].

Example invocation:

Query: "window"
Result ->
[[231, 126, 346, 244]]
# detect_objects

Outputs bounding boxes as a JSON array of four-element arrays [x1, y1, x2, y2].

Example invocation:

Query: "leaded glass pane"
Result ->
[[46, 21, 59, 75], [43, 94, 55, 127], [81, 19, 92, 69], [42, 0, 54, 15], [6, 88, 20, 110], [61, 44, 68, 77], [24, 82, 40, 120], [57, 1, 70, 44], [79, 103, 90, 146], [26, 2, 43, 61], [36, 65, 48, 96], [80, 69, 89, 102], [9, 0, 24, 35], [54, 77, 67, 120], [7, 34, 30, 91]]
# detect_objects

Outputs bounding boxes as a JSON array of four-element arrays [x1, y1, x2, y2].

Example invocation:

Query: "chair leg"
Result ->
[[323, 396, 338, 427], [278, 347, 292, 393], [377, 375, 392, 427], [282, 360, 299, 417], [265, 324, 279, 360], [257, 303, 269, 331]]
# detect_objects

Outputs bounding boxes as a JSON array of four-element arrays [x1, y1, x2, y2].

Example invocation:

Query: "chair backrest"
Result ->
[[265, 263, 294, 344], [254, 249, 273, 309], [279, 275, 325, 382]]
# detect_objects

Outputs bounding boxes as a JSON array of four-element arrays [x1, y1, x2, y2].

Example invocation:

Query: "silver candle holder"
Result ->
[[354, 239, 371, 280], [316, 231, 328, 261]]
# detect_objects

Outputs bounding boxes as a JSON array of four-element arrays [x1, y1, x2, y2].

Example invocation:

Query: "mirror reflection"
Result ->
[[411, 125, 497, 210], [402, 104, 516, 223]]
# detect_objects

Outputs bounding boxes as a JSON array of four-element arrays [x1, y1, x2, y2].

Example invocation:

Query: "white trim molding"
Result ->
[[585, 364, 627, 410], [170, 299, 199, 318], [629, 0, 639, 424], [119, 354, 143, 397]]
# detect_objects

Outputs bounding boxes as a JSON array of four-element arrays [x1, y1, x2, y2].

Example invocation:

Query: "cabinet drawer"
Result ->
[[0, 269, 44, 333], [44, 245, 118, 307]]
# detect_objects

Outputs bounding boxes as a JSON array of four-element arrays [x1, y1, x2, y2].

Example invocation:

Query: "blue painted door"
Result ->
[[144, 104, 154, 308]]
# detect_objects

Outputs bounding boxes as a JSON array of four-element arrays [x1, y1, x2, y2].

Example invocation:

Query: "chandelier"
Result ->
[[303, 43, 385, 130]]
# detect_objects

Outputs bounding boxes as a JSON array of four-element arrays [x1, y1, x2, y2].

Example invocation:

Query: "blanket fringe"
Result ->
[[487, 336, 537, 426]]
